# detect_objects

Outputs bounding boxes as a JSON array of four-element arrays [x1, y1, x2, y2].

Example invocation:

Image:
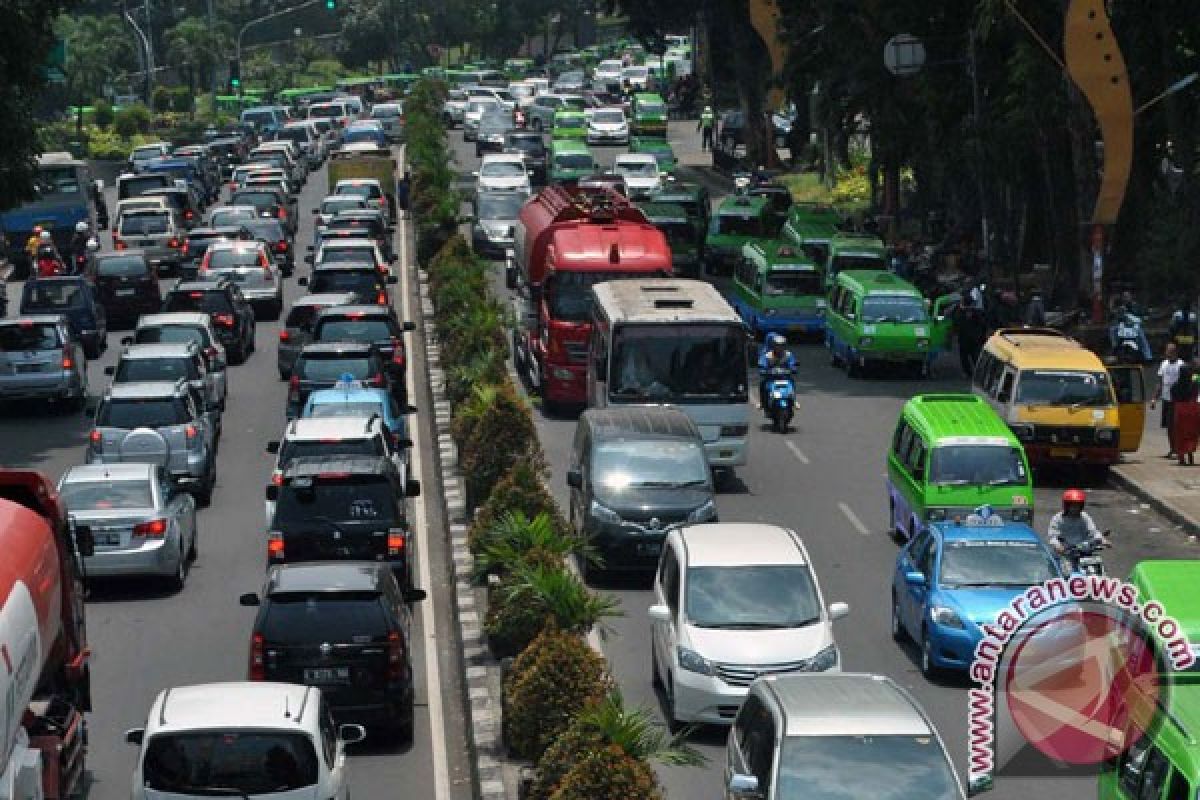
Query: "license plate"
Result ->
[[15, 364, 41, 373], [1049, 447, 1078, 459], [304, 667, 349, 683], [636, 542, 662, 557], [140, 239, 156, 246], [95, 533, 121, 546], [116, 288, 136, 297]]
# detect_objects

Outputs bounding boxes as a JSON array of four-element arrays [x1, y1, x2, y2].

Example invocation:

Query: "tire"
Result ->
[[663, 677, 684, 735], [847, 356, 862, 379], [920, 628, 939, 679], [890, 594, 906, 642], [195, 465, 215, 508], [247, 324, 257, 354], [387, 696, 415, 745], [188, 523, 198, 560], [168, 548, 188, 591], [651, 645, 664, 689], [264, 301, 282, 322]]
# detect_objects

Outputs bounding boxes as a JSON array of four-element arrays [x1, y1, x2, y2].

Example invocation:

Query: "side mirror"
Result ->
[[828, 601, 850, 621], [338, 723, 368, 745], [406, 479, 421, 497], [387, 276, 398, 285], [904, 570, 926, 588], [388, 254, 398, 264], [728, 774, 760, 798], [403, 588, 427, 604], [95, 179, 105, 192], [125, 728, 145, 746], [996, 391, 1011, 404], [103, 366, 115, 376], [402, 321, 416, 332], [239, 592, 260, 606], [297, 276, 308, 286], [265, 440, 280, 454], [967, 776, 993, 796], [566, 467, 583, 489], [647, 604, 671, 623], [265, 485, 279, 501], [73, 523, 95, 558]]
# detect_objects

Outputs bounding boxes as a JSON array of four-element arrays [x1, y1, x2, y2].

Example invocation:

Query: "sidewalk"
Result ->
[[1111, 417, 1200, 538]]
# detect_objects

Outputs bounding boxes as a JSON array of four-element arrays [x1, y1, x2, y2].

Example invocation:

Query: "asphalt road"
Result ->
[[446, 123, 1200, 799], [1, 148, 471, 800]]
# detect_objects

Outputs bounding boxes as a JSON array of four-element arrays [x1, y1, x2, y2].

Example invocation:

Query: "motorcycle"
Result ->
[[1110, 313, 1150, 363], [36, 247, 65, 278], [760, 364, 796, 433], [1061, 534, 1111, 577]]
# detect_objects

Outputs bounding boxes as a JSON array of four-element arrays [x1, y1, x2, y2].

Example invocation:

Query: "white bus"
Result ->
[[588, 279, 750, 468]]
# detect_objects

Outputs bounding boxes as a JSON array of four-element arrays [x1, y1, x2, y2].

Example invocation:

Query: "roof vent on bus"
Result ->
[[654, 298, 694, 308], [609, 243, 621, 264], [874, 273, 895, 283]]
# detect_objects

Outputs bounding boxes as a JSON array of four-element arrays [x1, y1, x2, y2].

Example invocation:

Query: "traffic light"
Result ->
[[229, 58, 241, 92], [325, 0, 336, 9]]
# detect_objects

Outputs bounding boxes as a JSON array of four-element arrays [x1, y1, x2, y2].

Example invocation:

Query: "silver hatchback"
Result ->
[[127, 313, 228, 411], [0, 315, 88, 409], [198, 241, 283, 320], [105, 342, 223, 440], [58, 463, 197, 588]]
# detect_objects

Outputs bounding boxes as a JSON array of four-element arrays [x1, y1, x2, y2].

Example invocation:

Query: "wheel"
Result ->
[[920, 628, 939, 679], [195, 465, 215, 508], [188, 523, 198, 560], [247, 324, 257, 354], [772, 412, 784, 434], [847, 356, 862, 379], [279, 368, 290, 381], [265, 301, 282, 321], [651, 645, 664, 689], [386, 696, 415, 745], [229, 341, 247, 365], [663, 676, 684, 735], [890, 594, 906, 642], [168, 547, 188, 591]]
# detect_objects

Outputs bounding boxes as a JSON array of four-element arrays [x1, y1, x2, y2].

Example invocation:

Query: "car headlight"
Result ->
[[1011, 423, 1035, 442], [1010, 507, 1033, 523], [677, 646, 713, 676], [926, 508, 948, 522], [859, 337, 873, 347], [1096, 427, 1119, 443], [589, 500, 622, 524], [687, 499, 717, 523], [804, 644, 838, 672], [931, 606, 965, 629], [916, 338, 929, 349]]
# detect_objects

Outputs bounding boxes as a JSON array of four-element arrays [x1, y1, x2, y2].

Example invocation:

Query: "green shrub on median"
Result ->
[[467, 457, 565, 555], [459, 378, 539, 510], [484, 563, 620, 658]]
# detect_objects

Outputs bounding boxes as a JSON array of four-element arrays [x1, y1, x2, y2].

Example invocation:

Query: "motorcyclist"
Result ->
[[1047, 489, 1108, 570], [757, 333, 796, 413], [25, 225, 43, 261], [69, 221, 90, 272], [1109, 309, 1152, 362], [35, 230, 64, 277]]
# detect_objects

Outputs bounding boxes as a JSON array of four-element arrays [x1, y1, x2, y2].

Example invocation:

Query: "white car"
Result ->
[[586, 107, 630, 145], [463, 98, 501, 141], [308, 236, 392, 273], [648, 523, 849, 729], [125, 682, 365, 800], [313, 193, 369, 228], [612, 153, 663, 198], [508, 81, 538, 111], [595, 59, 624, 84], [621, 65, 651, 90], [475, 154, 532, 193]]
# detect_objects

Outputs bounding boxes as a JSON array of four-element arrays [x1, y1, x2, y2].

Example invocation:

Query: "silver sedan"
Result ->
[[58, 462, 198, 589]]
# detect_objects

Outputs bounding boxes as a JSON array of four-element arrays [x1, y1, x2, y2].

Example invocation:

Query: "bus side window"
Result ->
[[971, 351, 992, 389], [997, 371, 1015, 403], [591, 329, 607, 380]]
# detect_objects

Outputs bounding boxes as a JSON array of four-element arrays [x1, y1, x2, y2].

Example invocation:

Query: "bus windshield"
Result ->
[[610, 324, 747, 403], [35, 166, 83, 197], [765, 270, 822, 297]]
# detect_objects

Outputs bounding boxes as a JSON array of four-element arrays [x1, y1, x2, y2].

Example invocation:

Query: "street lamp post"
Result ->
[[236, 0, 322, 98], [122, 3, 155, 103]]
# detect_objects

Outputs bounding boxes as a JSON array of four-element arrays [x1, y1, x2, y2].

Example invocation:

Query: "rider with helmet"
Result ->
[[1048, 489, 1107, 567], [25, 225, 43, 261], [69, 221, 90, 274], [35, 230, 64, 277], [757, 333, 796, 413]]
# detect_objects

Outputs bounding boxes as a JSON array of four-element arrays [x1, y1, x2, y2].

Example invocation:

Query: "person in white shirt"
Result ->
[[1152, 342, 1184, 457]]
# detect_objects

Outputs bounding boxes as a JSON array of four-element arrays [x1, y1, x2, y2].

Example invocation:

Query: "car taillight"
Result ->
[[168, 238, 180, 249], [89, 430, 102, 451], [215, 313, 235, 327], [271, 471, 283, 487], [277, 207, 288, 220], [114, 238, 126, 250], [181, 241, 190, 255], [278, 329, 290, 341], [387, 630, 405, 681], [133, 518, 168, 538], [274, 240, 288, 253], [387, 528, 405, 556], [376, 292, 387, 305], [185, 424, 199, 445], [368, 374, 384, 386], [288, 374, 300, 402], [267, 532, 284, 561], [184, 209, 194, 220], [61, 356, 74, 369], [249, 632, 266, 680], [390, 341, 405, 368]]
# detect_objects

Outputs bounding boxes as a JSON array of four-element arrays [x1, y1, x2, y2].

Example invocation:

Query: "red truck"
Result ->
[[0, 470, 92, 800], [507, 185, 672, 410]]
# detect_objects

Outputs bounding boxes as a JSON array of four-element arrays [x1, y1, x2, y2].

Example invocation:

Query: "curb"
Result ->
[[417, 270, 508, 800], [1109, 465, 1200, 538]]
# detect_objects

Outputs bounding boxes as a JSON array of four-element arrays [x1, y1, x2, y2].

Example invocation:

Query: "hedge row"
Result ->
[[406, 79, 697, 798]]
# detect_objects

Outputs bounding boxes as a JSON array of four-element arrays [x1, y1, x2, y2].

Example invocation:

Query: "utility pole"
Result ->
[[968, 28, 991, 270], [121, 1, 154, 103], [208, 0, 218, 118]]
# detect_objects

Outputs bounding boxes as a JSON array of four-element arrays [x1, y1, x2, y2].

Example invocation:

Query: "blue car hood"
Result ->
[[936, 586, 1032, 628]]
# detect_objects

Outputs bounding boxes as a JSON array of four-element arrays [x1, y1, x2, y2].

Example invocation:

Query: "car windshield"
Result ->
[[97, 398, 185, 428], [96, 256, 149, 278], [468, 101, 498, 114], [686, 565, 820, 628], [336, 184, 381, 199], [506, 137, 544, 154], [320, 247, 376, 263], [775, 735, 961, 800], [556, 114, 584, 127], [801, 242, 830, 264], [243, 220, 285, 241], [207, 249, 263, 269], [832, 253, 886, 272], [165, 291, 232, 314], [297, 356, 373, 381], [481, 161, 526, 177], [120, 214, 170, 235], [308, 104, 346, 118], [715, 213, 763, 237], [610, 324, 747, 402], [23, 283, 85, 310], [1016, 370, 1112, 407], [322, 198, 366, 214], [309, 272, 380, 295], [243, 110, 277, 125], [143, 731, 318, 795], [136, 326, 206, 348], [307, 401, 387, 420], [232, 192, 278, 209], [593, 111, 625, 124], [480, 118, 509, 133], [371, 105, 401, 118], [765, 270, 822, 297], [861, 294, 928, 324], [478, 193, 526, 219], [637, 100, 665, 114], [648, 150, 675, 168], [939, 540, 1058, 587], [555, 153, 593, 169], [209, 209, 256, 226], [121, 176, 170, 197], [262, 593, 389, 644], [0, 324, 60, 351], [317, 318, 393, 341], [274, 479, 396, 525], [658, 222, 692, 250], [616, 161, 657, 177], [115, 357, 195, 383], [592, 440, 707, 489], [279, 437, 383, 464], [326, 218, 383, 236], [133, 146, 165, 160], [929, 445, 1026, 486], [60, 479, 153, 510], [546, 271, 658, 323]]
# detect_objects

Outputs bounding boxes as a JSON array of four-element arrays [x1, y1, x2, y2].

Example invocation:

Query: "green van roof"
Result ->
[[1130, 561, 1200, 644], [635, 92, 666, 102], [718, 195, 769, 215], [637, 202, 689, 222], [837, 270, 920, 297], [788, 203, 842, 227], [900, 394, 1020, 446], [830, 232, 887, 255], [744, 239, 818, 268], [550, 139, 591, 154]]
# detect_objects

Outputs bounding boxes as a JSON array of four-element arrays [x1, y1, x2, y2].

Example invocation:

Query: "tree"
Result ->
[[58, 13, 138, 102], [165, 16, 232, 97], [337, 0, 393, 69]]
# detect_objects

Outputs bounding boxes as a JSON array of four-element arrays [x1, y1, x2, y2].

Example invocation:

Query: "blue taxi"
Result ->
[[301, 379, 408, 443]]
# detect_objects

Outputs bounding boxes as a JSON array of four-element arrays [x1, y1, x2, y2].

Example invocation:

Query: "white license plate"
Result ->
[[140, 239, 156, 247], [304, 667, 349, 683], [95, 533, 121, 546], [116, 288, 136, 297]]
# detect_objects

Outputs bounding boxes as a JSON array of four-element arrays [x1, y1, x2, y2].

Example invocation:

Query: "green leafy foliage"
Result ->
[[467, 457, 565, 555], [502, 625, 611, 761], [458, 378, 539, 509], [471, 511, 582, 582], [485, 563, 620, 658], [548, 744, 663, 800], [113, 105, 152, 137]]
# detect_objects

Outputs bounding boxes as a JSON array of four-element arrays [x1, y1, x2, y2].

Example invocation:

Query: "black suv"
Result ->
[[241, 218, 295, 277], [92, 251, 162, 327], [161, 278, 256, 364], [263, 457, 421, 587], [503, 130, 547, 184], [310, 305, 415, 407], [286, 342, 393, 418], [298, 264, 396, 306], [181, 226, 252, 280], [321, 212, 393, 260], [240, 561, 426, 740]]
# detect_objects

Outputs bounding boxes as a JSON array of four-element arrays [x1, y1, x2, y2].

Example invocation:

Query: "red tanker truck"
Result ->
[[508, 186, 672, 410], [0, 470, 92, 800]]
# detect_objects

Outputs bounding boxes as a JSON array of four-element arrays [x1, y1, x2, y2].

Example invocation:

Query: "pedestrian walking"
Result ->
[[396, 169, 411, 218], [954, 303, 987, 377], [698, 105, 714, 151], [1024, 290, 1046, 327], [1172, 363, 1200, 465], [1151, 342, 1185, 458]]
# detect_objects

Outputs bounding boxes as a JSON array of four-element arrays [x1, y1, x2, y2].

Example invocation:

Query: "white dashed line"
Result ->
[[785, 440, 809, 464], [838, 502, 871, 536]]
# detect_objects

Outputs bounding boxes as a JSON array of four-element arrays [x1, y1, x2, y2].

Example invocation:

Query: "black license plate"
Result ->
[[636, 542, 662, 557], [15, 364, 42, 373], [304, 667, 350, 683]]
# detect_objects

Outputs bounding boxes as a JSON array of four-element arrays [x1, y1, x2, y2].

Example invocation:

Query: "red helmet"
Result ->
[[1062, 489, 1087, 507]]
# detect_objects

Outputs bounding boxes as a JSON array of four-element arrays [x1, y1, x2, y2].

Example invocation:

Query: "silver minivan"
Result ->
[[105, 342, 223, 439], [116, 209, 183, 271], [198, 241, 283, 320], [0, 315, 88, 409], [725, 673, 965, 800]]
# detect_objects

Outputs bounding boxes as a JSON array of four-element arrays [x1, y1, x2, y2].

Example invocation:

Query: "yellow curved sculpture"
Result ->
[[1063, 0, 1133, 225]]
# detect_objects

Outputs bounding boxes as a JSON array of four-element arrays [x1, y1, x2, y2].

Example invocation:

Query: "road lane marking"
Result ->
[[838, 502, 871, 536], [397, 145, 450, 800], [784, 441, 809, 464]]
